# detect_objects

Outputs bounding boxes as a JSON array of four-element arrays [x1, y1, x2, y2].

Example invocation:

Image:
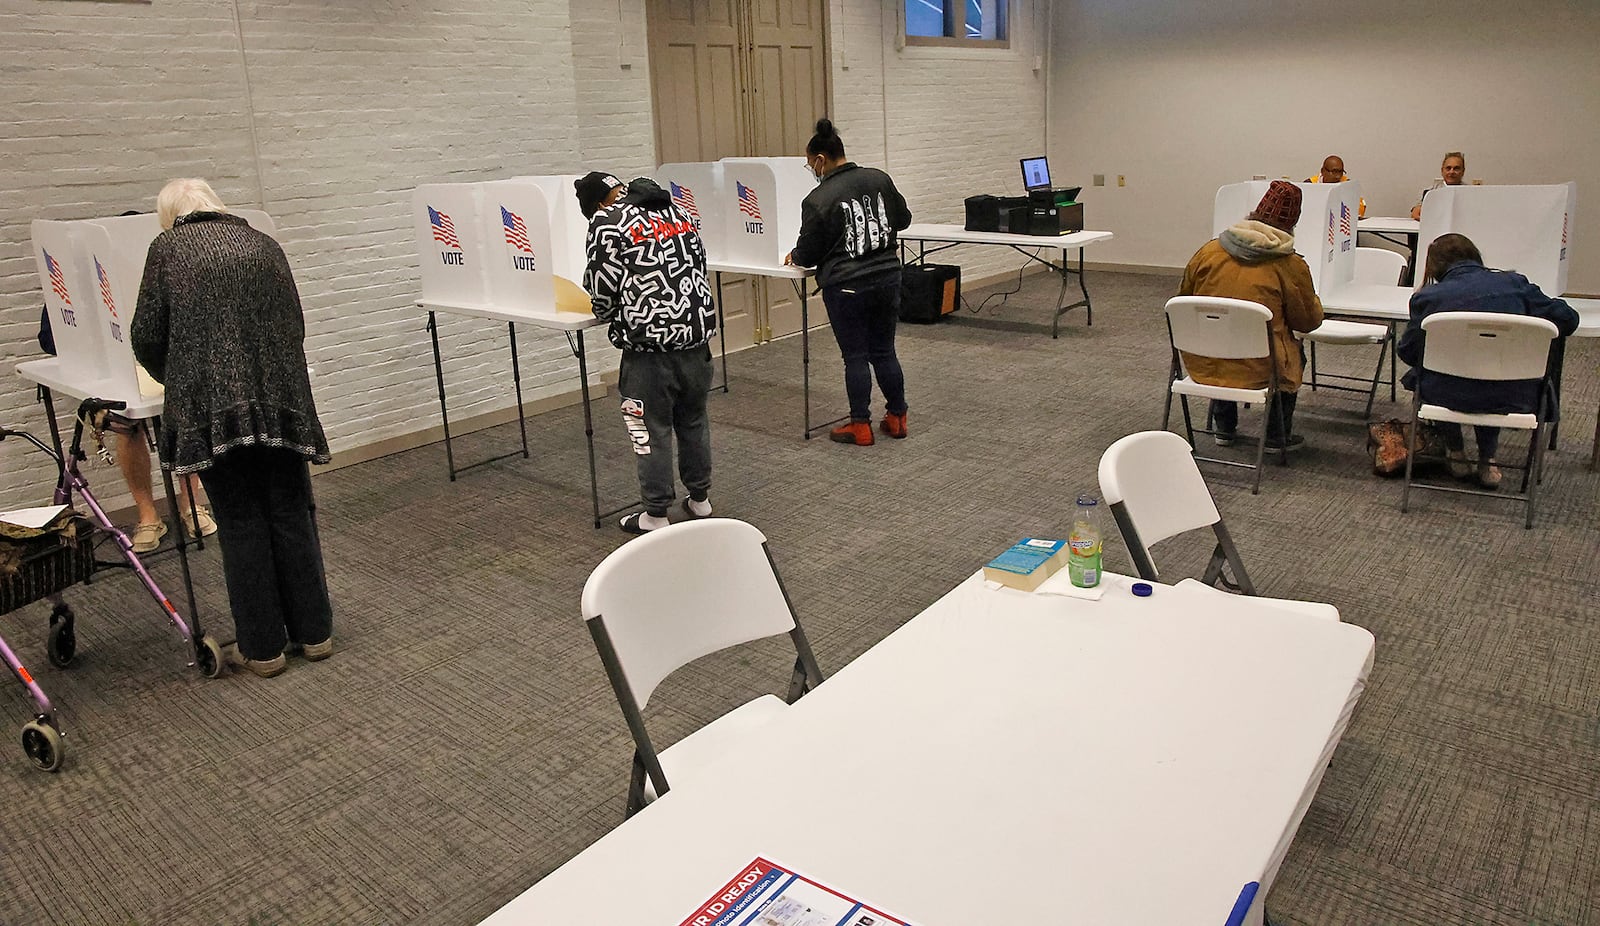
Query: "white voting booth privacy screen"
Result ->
[[32, 210, 277, 405], [511, 175, 592, 312], [480, 181, 557, 313], [1415, 183, 1577, 294], [655, 161, 727, 263], [717, 157, 815, 267], [412, 178, 592, 315], [1212, 181, 1359, 294]]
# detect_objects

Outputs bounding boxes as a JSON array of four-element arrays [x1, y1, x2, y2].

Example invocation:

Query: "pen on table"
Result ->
[[1224, 881, 1259, 926]]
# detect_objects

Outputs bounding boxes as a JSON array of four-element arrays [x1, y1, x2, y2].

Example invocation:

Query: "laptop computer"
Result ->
[[1021, 156, 1052, 192]]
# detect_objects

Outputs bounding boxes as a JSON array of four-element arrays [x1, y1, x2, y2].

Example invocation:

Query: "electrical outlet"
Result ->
[[1093, 174, 1105, 187], [1117, 174, 1126, 187]]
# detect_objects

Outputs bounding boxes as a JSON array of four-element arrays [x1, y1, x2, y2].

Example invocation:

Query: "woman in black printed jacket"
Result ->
[[787, 118, 913, 446]]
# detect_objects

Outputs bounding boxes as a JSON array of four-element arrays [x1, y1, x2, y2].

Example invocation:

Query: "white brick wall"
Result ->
[[0, 0, 1042, 511], [0, 0, 651, 511]]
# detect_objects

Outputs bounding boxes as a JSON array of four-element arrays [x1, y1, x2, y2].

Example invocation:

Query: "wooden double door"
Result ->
[[647, 0, 830, 350]]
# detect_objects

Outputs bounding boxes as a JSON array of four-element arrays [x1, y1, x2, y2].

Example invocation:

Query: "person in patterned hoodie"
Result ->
[[579, 173, 718, 534]]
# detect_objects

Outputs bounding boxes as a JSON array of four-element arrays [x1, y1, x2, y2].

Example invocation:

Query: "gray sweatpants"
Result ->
[[617, 345, 713, 517]]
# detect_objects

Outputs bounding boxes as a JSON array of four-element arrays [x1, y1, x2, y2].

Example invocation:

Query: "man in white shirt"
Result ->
[[1411, 151, 1467, 220]]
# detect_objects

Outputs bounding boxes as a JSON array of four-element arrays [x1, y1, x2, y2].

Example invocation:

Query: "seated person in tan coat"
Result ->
[[1178, 180, 1324, 451]]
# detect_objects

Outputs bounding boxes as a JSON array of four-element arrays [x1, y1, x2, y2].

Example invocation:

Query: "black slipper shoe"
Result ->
[[620, 512, 666, 535]]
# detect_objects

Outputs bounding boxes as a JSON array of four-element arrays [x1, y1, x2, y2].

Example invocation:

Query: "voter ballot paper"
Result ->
[[679, 858, 912, 926]]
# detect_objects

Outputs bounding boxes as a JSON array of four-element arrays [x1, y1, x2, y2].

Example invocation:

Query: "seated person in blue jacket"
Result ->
[[1396, 233, 1578, 489]]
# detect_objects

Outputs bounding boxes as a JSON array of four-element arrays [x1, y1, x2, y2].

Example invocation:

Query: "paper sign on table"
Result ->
[[680, 858, 912, 926]]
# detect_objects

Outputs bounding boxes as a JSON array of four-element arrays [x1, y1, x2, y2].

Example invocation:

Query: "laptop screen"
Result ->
[[1020, 157, 1051, 191]]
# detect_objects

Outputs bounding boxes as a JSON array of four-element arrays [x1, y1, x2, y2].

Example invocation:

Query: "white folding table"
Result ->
[[898, 224, 1115, 338], [417, 300, 633, 528], [479, 571, 1374, 926], [705, 262, 831, 440]]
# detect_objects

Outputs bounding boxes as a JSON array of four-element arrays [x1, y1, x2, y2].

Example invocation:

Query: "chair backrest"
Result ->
[[581, 518, 799, 710], [1419, 311, 1558, 381], [1353, 247, 1407, 285], [1098, 431, 1222, 578], [1165, 296, 1272, 360]]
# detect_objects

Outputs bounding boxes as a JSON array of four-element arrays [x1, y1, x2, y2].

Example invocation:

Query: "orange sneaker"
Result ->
[[829, 421, 875, 445], [878, 412, 908, 439]]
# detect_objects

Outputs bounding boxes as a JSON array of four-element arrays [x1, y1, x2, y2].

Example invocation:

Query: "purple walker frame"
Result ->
[[2, 396, 225, 771]]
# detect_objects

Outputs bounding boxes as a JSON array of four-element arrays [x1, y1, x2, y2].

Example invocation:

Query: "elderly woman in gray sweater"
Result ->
[[131, 178, 334, 678]]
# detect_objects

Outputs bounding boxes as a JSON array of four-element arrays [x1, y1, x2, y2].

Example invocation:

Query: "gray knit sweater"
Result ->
[[131, 212, 330, 474]]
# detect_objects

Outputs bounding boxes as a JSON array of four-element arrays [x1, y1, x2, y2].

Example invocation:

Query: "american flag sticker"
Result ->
[[45, 250, 71, 305], [501, 206, 533, 254], [1561, 213, 1568, 260], [736, 182, 762, 221], [1339, 202, 1352, 237], [428, 206, 462, 249], [671, 182, 700, 221], [95, 257, 118, 318], [1327, 211, 1335, 246]]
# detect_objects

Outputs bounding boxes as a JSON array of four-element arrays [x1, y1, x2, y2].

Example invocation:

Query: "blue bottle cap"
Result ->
[[1132, 582, 1153, 597]]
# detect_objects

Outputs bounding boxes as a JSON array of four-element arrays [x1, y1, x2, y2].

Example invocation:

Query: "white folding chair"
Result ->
[[1162, 296, 1286, 495], [1353, 247, 1407, 285], [1302, 248, 1404, 417], [1401, 312, 1558, 529], [1098, 430, 1340, 621], [582, 518, 824, 817]]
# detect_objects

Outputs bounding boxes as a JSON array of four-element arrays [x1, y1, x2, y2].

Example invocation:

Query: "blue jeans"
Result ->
[[822, 279, 908, 423]]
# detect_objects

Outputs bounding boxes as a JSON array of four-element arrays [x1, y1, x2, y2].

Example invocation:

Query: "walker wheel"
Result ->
[[196, 635, 225, 679], [47, 620, 77, 669], [21, 720, 63, 773]]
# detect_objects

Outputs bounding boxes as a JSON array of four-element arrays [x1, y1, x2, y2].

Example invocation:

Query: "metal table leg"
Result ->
[[509, 322, 529, 461], [157, 457, 203, 639], [37, 386, 67, 501], [573, 330, 602, 528], [798, 280, 849, 440], [1590, 398, 1600, 472], [1548, 338, 1565, 451], [802, 280, 812, 439], [711, 271, 729, 394], [427, 311, 457, 481], [1048, 246, 1093, 338], [570, 329, 644, 528]]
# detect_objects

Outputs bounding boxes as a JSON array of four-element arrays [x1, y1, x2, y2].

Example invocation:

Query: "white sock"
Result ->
[[629, 512, 671, 531], [686, 497, 712, 517]]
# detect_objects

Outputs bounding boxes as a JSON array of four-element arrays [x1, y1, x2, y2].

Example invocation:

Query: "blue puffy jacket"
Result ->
[[1397, 260, 1578, 414]]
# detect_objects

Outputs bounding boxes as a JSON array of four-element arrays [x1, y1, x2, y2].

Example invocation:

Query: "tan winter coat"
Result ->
[[1177, 221, 1324, 391]]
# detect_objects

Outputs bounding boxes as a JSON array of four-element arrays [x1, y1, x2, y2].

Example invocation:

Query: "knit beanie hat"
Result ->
[[1253, 180, 1302, 232], [574, 171, 625, 219]]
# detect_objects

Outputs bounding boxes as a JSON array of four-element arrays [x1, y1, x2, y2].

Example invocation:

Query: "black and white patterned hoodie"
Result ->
[[583, 178, 717, 353]]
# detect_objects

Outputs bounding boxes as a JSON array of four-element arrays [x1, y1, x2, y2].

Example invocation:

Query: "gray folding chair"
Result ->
[[582, 518, 824, 817]]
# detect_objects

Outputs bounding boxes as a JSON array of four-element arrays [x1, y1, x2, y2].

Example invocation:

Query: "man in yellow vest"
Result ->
[[1306, 155, 1365, 218]]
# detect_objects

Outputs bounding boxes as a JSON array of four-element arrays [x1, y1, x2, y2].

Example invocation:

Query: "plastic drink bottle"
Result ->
[[1069, 494, 1102, 588]]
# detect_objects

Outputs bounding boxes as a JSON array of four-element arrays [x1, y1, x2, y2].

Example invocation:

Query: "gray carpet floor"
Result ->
[[1, 268, 1597, 926]]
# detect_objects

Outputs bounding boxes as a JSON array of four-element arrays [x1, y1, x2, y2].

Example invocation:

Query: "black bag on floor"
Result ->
[[900, 264, 960, 324]]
